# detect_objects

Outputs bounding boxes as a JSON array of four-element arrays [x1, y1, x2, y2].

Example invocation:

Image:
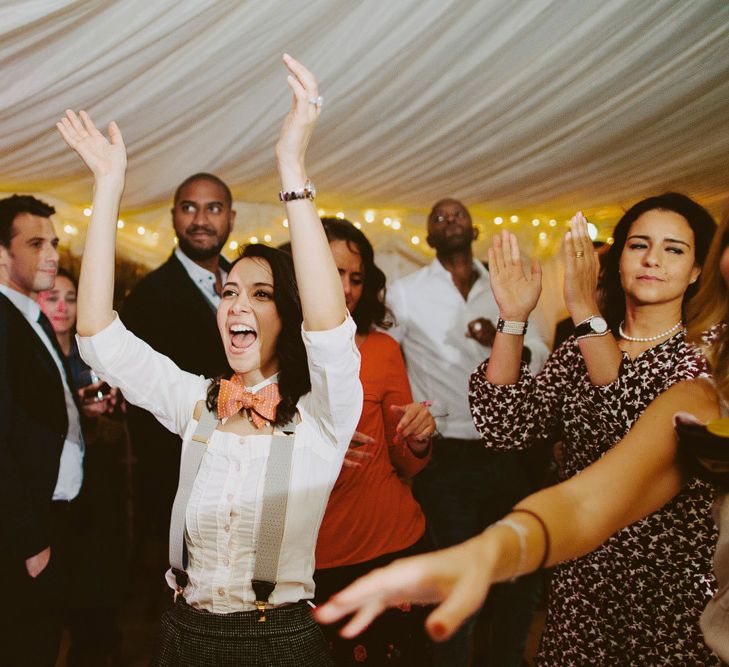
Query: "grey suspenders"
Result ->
[[169, 403, 296, 620]]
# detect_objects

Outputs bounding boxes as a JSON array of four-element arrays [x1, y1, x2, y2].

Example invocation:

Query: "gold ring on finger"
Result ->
[[308, 96, 324, 108], [575, 250, 584, 258]]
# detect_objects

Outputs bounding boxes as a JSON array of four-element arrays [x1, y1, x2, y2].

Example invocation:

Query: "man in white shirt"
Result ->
[[0, 195, 84, 666], [386, 198, 549, 667], [120, 173, 236, 599]]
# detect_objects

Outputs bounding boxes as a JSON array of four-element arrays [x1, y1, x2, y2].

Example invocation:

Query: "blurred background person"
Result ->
[[313, 217, 435, 665], [38, 266, 129, 667]]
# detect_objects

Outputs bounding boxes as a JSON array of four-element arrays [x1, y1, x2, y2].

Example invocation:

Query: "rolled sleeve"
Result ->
[[301, 315, 362, 449], [77, 313, 208, 437]]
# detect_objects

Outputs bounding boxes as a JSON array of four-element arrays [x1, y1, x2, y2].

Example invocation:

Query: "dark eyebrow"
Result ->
[[253, 281, 274, 288], [627, 234, 691, 248], [179, 199, 225, 207]]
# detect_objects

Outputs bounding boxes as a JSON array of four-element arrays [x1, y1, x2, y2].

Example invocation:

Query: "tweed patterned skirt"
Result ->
[[154, 599, 333, 667]]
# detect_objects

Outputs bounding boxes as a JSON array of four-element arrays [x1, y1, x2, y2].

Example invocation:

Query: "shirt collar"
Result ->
[[430, 257, 489, 281], [174, 247, 226, 293], [246, 372, 280, 393], [0, 283, 41, 321]]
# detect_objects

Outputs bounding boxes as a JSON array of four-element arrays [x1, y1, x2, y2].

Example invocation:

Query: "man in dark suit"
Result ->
[[0, 195, 84, 666], [121, 173, 235, 582]]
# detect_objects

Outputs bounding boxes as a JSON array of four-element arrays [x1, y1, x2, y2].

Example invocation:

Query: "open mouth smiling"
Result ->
[[229, 323, 257, 351]]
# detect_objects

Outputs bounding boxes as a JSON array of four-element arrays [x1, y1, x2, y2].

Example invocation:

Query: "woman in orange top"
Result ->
[[314, 217, 436, 665]]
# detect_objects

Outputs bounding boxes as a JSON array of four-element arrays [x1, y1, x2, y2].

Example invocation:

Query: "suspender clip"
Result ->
[[255, 600, 267, 622]]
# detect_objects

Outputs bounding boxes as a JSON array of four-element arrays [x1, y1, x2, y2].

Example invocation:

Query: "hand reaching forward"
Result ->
[[314, 535, 494, 642], [488, 231, 542, 321], [56, 109, 126, 185], [391, 403, 436, 445], [276, 54, 322, 168], [563, 212, 600, 322]]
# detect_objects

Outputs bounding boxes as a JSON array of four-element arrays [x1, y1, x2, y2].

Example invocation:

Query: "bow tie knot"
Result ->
[[217, 377, 280, 428]]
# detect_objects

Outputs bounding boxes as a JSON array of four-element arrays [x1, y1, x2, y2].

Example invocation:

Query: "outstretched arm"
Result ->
[[276, 54, 345, 331], [316, 378, 719, 640], [56, 110, 126, 336]]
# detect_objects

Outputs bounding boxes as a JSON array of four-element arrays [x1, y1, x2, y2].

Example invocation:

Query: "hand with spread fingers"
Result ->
[[488, 230, 542, 321], [343, 431, 375, 469], [563, 212, 601, 323], [314, 535, 494, 642], [56, 109, 126, 188], [276, 53, 323, 169]]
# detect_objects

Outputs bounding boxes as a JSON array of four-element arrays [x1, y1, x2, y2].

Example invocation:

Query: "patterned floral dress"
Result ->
[[469, 331, 720, 666]]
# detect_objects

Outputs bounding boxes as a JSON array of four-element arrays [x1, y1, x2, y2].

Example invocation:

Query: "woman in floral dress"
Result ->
[[467, 196, 718, 665]]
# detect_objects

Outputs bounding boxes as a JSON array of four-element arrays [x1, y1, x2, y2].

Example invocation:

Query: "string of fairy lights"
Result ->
[[58, 205, 613, 262]]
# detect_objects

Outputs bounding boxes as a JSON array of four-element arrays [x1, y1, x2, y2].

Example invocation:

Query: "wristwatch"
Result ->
[[574, 315, 609, 339], [279, 179, 316, 202]]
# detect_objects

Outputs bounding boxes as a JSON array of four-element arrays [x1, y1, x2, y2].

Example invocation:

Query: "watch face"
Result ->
[[591, 317, 608, 334]]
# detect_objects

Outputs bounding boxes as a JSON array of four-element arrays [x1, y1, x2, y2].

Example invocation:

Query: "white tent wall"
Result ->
[[2, 0, 729, 332]]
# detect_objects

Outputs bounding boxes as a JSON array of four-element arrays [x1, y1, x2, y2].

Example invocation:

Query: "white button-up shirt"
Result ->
[[0, 284, 84, 500], [175, 247, 228, 309], [386, 258, 549, 440], [78, 314, 361, 612]]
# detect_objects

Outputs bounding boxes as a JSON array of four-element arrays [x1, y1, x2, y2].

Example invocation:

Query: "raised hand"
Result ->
[[488, 231, 542, 321], [276, 54, 322, 168], [56, 110, 126, 185], [314, 536, 494, 642], [563, 212, 600, 322]]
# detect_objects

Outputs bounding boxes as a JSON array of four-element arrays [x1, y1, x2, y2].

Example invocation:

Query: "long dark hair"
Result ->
[[320, 217, 390, 334], [601, 192, 716, 331], [206, 244, 310, 426]]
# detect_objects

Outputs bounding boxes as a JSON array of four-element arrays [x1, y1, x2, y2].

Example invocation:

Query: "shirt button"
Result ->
[[224, 524, 230, 532], [218, 587, 225, 596]]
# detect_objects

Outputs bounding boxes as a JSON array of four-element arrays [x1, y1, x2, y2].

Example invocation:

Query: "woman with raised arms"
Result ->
[[57, 55, 361, 667]]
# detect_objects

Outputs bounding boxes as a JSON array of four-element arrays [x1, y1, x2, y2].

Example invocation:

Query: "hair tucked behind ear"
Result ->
[[205, 244, 310, 425]]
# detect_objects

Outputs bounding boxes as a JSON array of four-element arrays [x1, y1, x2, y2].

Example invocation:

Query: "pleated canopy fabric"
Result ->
[[2, 0, 729, 312]]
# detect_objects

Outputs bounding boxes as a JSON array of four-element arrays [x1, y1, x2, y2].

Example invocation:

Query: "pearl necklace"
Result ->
[[618, 320, 683, 343]]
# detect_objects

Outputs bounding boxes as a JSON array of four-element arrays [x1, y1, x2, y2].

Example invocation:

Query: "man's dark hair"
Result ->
[[206, 243, 310, 426], [173, 173, 233, 208], [0, 195, 55, 247], [320, 217, 391, 334], [601, 192, 717, 330]]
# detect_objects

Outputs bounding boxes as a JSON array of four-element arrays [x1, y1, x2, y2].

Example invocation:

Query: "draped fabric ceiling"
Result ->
[[2, 0, 729, 338]]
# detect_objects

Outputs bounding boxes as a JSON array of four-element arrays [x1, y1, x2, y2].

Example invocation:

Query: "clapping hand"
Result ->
[[488, 231, 542, 321], [563, 212, 600, 322], [56, 110, 126, 186]]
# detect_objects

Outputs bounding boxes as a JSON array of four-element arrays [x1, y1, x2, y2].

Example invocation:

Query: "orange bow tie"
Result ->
[[217, 377, 281, 428]]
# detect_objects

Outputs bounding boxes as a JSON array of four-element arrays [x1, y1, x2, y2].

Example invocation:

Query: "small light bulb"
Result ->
[[282, 219, 288, 228], [83, 207, 92, 217], [587, 222, 598, 241], [137, 226, 146, 235], [354, 221, 362, 229], [364, 210, 375, 223], [63, 224, 74, 234], [318, 208, 325, 217], [229, 240, 239, 250], [392, 220, 401, 230], [411, 235, 420, 245], [249, 236, 258, 243], [494, 216, 503, 225], [336, 212, 344, 219], [117, 219, 125, 229], [263, 234, 272, 242], [383, 217, 392, 227], [531, 219, 540, 227], [510, 215, 519, 223], [539, 231, 547, 240], [549, 219, 557, 227]]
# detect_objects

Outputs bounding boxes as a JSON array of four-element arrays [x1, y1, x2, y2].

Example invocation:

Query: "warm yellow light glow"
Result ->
[[383, 217, 392, 227], [587, 222, 598, 241], [229, 240, 239, 250], [510, 215, 519, 223], [282, 219, 288, 228], [263, 234, 272, 242], [539, 231, 547, 240], [116, 220, 124, 229], [549, 219, 557, 227], [392, 219, 401, 230], [494, 216, 503, 225], [354, 221, 362, 229], [318, 208, 325, 217], [336, 212, 345, 219], [250, 236, 258, 243], [411, 235, 420, 245], [531, 219, 540, 227], [137, 226, 146, 235], [83, 207, 92, 217], [607, 236, 614, 245], [63, 224, 75, 234], [364, 211, 375, 223]]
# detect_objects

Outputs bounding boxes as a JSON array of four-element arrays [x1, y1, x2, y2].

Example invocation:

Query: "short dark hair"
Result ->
[[206, 243, 310, 426], [0, 195, 55, 247], [601, 192, 717, 330], [320, 217, 390, 334], [173, 173, 233, 208], [55, 266, 78, 289]]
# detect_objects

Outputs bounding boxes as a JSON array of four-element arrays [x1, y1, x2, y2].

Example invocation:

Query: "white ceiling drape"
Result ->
[[2, 0, 728, 272]]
